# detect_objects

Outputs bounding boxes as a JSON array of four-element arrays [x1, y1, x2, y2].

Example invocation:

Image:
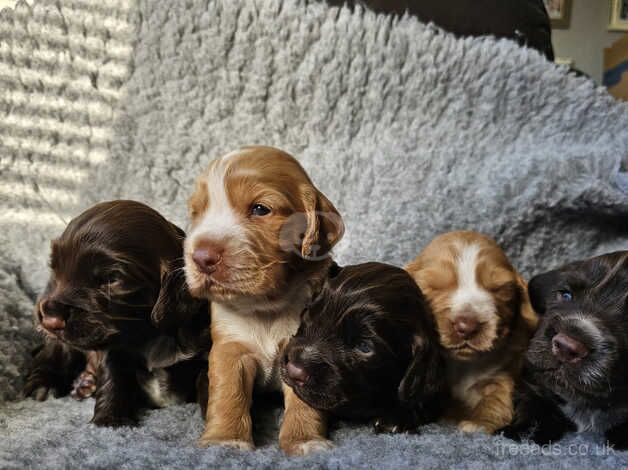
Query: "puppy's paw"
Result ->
[[499, 424, 526, 442], [281, 438, 334, 456], [197, 434, 254, 451], [374, 416, 417, 434], [91, 413, 137, 428], [71, 371, 97, 400], [23, 373, 67, 401], [459, 420, 489, 434]]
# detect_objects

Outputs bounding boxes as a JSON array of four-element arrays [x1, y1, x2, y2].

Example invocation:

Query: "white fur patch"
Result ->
[[139, 369, 185, 408], [450, 243, 495, 321], [286, 439, 334, 456], [188, 155, 244, 245], [211, 299, 303, 391]]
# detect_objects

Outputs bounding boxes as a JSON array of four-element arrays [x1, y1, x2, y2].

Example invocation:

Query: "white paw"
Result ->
[[459, 421, 488, 433], [284, 439, 334, 456], [197, 437, 254, 451]]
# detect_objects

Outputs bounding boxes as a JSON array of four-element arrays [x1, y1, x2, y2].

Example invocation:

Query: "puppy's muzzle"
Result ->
[[551, 333, 589, 364]]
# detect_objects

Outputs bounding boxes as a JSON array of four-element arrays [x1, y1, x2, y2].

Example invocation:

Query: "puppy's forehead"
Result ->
[[213, 147, 311, 182]]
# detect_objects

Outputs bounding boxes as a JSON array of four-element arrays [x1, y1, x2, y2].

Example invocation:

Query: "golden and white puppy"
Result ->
[[405, 231, 537, 434], [184, 146, 344, 455]]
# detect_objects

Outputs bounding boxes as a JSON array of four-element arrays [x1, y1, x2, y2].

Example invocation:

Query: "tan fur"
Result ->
[[279, 384, 331, 456], [405, 231, 537, 434], [185, 147, 343, 455], [199, 340, 257, 450]]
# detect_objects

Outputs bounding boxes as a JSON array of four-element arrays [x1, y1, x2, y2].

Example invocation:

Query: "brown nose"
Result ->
[[286, 362, 309, 386], [453, 316, 479, 339], [552, 333, 588, 363], [40, 303, 66, 332], [192, 244, 223, 274]]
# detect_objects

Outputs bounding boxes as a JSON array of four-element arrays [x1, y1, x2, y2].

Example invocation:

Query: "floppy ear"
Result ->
[[398, 334, 446, 418], [527, 270, 562, 316], [151, 258, 208, 332], [515, 273, 539, 332], [300, 185, 344, 259]]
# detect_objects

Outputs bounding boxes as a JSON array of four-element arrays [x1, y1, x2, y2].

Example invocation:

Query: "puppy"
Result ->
[[24, 200, 210, 426], [184, 146, 344, 455], [501, 251, 628, 448], [281, 262, 445, 432], [405, 231, 537, 433]]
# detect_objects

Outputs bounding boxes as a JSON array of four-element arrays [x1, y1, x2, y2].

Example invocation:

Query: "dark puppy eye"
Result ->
[[250, 203, 271, 216], [355, 341, 372, 354], [556, 290, 573, 301]]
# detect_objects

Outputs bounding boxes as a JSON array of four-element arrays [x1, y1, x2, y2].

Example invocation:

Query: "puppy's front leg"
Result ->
[[199, 342, 257, 450], [279, 384, 333, 456], [92, 350, 142, 427], [459, 373, 514, 434]]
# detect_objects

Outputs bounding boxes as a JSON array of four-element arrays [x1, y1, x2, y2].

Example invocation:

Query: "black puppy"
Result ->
[[24, 200, 210, 426], [501, 251, 628, 448], [281, 262, 445, 432]]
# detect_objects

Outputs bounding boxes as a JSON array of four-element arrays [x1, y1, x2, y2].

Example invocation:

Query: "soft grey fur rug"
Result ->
[[1, 0, 627, 468]]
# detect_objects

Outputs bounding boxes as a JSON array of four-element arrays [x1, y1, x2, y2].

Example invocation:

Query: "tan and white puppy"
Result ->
[[184, 146, 344, 455], [405, 231, 537, 434]]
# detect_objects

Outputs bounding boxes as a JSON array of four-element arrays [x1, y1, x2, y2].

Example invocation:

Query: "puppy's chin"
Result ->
[[440, 331, 504, 361], [288, 382, 346, 412]]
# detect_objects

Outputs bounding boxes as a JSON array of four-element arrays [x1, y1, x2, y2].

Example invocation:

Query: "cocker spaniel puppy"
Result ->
[[184, 146, 345, 455], [282, 262, 446, 433], [406, 231, 537, 433], [502, 251, 628, 449], [24, 200, 210, 426]]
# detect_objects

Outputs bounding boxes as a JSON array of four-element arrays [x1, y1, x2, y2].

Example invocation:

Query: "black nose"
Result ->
[[552, 333, 589, 363], [192, 244, 222, 274]]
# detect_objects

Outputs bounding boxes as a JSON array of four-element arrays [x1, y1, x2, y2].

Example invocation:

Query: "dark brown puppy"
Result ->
[[24, 200, 210, 426], [281, 262, 446, 432], [501, 251, 628, 448]]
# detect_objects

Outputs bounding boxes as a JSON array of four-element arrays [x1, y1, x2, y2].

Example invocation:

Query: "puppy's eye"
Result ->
[[250, 203, 271, 216], [556, 290, 573, 301], [355, 341, 373, 354]]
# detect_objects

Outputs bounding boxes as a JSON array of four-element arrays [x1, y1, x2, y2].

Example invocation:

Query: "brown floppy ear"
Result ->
[[516, 273, 539, 334], [151, 258, 208, 332], [300, 185, 345, 259]]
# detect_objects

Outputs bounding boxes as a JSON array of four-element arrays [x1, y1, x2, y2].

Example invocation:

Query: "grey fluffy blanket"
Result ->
[[1, 0, 627, 468]]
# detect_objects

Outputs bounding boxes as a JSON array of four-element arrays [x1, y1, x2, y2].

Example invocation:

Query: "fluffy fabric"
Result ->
[[0, 0, 627, 468]]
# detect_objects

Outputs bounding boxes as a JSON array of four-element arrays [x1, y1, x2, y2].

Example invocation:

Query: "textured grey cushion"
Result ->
[[1, 0, 627, 468]]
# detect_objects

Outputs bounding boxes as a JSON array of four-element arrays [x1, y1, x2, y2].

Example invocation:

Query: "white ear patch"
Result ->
[[450, 243, 495, 321]]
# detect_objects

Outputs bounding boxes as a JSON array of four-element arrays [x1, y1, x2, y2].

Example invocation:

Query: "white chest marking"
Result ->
[[212, 302, 302, 391]]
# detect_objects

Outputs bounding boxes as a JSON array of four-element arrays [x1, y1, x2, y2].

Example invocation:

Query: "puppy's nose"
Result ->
[[453, 316, 479, 339], [552, 333, 588, 363], [40, 302, 66, 332], [286, 362, 310, 386], [41, 315, 65, 331], [192, 244, 223, 274]]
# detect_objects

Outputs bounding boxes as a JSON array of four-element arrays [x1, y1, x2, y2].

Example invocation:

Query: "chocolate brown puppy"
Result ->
[[281, 262, 446, 432], [24, 200, 210, 426], [501, 251, 628, 448]]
